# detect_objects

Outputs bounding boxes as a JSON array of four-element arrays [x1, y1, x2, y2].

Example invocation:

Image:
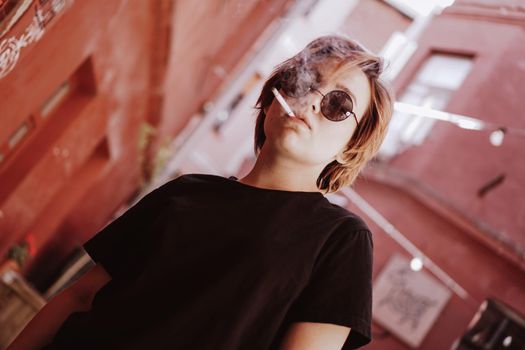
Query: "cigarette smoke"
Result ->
[[277, 35, 367, 110]]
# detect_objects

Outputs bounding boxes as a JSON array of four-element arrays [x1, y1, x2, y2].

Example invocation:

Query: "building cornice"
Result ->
[[361, 162, 525, 272], [442, 2, 525, 26]]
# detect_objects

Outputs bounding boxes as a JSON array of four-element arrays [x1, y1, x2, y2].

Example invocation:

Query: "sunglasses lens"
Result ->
[[321, 91, 354, 121]]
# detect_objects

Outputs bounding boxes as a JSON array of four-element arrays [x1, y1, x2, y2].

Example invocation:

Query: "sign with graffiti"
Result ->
[[372, 253, 451, 348], [0, 0, 73, 79]]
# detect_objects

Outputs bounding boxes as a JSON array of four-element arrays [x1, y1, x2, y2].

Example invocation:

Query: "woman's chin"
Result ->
[[274, 138, 309, 157]]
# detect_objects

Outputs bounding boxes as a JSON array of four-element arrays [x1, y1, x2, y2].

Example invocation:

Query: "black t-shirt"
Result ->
[[44, 173, 373, 349]]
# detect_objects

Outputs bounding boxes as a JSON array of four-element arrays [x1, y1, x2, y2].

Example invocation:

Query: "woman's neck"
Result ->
[[238, 145, 325, 193]]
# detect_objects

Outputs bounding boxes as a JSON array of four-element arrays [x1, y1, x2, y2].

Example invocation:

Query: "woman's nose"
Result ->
[[290, 90, 322, 117], [309, 90, 323, 115]]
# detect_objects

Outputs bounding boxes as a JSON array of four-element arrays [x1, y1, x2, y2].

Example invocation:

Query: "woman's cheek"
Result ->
[[307, 133, 336, 161], [324, 129, 350, 155]]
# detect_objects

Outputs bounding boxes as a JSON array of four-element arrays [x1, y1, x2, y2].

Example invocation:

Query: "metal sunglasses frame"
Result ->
[[309, 87, 359, 126]]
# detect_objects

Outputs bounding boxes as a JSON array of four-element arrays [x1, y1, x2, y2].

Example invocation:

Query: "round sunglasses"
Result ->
[[276, 68, 359, 125]]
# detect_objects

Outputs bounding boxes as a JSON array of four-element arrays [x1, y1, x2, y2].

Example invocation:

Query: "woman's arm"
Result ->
[[279, 322, 351, 350], [8, 263, 112, 350]]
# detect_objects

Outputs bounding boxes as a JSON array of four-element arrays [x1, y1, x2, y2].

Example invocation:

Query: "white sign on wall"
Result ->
[[372, 253, 452, 348]]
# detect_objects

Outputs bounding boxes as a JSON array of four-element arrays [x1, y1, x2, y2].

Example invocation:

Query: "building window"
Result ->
[[378, 52, 474, 160], [0, 57, 95, 169]]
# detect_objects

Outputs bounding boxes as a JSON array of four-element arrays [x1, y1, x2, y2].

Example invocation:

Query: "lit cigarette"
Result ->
[[271, 88, 295, 117]]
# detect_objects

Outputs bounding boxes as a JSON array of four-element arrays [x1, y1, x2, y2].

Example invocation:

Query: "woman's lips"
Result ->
[[284, 113, 311, 130], [288, 116, 310, 129], [294, 116, 311, 130]]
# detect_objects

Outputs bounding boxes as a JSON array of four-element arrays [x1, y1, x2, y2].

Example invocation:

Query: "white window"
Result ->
[[378, 53, 473, 160]]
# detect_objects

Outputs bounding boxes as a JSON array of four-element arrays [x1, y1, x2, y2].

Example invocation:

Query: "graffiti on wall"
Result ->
[[372, 253, 452, 348], [0, 0, 73, 79], [0, 0, 33, 38]]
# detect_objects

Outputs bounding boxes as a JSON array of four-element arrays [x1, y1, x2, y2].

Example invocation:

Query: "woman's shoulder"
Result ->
[[167, 172, 232, 188], [151, 173, 214, 193], [320, 196, 371, 233]]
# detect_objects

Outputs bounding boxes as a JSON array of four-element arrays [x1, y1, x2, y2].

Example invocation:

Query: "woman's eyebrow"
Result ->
[[335, 83, 357, 107]]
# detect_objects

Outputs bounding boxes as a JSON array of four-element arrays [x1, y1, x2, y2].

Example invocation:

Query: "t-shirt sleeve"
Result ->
[[82, 184, 171, 281], [287, 223, 374, 349]]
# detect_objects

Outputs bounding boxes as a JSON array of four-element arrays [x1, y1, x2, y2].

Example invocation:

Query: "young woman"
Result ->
[[10, 35, 393, 350]]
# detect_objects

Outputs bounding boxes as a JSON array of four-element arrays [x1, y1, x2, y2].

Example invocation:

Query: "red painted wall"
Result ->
[[346, 0, 525, 348], [0, 0, 154, 291], [0, 0, 291, 293], [390, 11, 525, 250], [2, 0, 292, 346]]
